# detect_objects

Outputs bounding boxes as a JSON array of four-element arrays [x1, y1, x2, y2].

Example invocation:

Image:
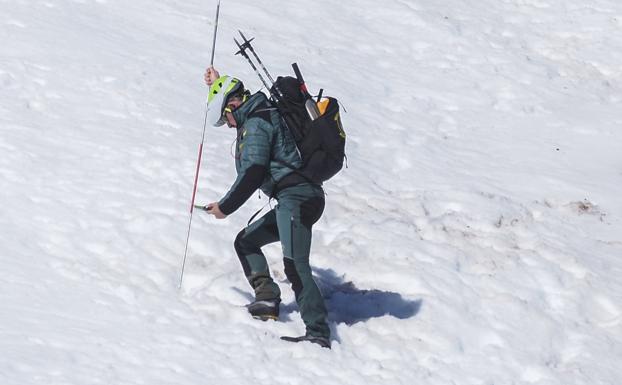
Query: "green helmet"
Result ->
[[207, 75, 245, 126]]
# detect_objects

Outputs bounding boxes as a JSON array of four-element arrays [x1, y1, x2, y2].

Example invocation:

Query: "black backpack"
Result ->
[[269, 74, 346, 187], [232, 34, 346, 188]]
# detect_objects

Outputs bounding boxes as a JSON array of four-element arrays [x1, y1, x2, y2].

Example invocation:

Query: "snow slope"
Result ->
[[1, 0, 621, 384]]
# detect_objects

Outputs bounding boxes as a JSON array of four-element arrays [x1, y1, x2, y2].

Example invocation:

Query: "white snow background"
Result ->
[[1, 0, 621, 384]]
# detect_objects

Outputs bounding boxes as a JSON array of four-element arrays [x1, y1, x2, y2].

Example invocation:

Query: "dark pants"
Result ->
[[234, 184, 329, 338]]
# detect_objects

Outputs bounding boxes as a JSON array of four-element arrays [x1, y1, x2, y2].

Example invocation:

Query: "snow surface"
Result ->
[[2, 0, 622, 384]]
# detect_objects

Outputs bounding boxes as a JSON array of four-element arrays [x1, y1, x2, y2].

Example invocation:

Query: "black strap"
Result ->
[[247, 100, 276, 124], [247, 207, 264, 226], [246, 200, 273, 226]]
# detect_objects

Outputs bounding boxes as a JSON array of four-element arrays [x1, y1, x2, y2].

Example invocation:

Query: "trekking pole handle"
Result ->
[[235, 38, 273, 92], [292, 63, 309, 94], [292, 63, 321, 120], [292, 63, 304, 83]]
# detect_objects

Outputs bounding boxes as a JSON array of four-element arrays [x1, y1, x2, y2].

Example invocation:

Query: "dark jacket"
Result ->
[[218, 92, 301, 215]]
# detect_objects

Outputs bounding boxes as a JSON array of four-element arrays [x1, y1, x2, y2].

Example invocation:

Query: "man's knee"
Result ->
[[234, 229, 252, 277], [234, 229, 246, 256]]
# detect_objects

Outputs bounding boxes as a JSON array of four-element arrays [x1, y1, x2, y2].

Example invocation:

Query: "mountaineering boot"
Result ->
[[280, 334, 331, 349], [247, 299, 280, 321]]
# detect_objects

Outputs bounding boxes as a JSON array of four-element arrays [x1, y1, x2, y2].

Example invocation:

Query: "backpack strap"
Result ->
[[272, 159, 320, 198], [247, 99, 277, 125], [248, 100, 322, 196]]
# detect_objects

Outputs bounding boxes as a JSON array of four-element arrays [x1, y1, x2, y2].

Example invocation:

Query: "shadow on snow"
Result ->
[[281, 267, 422, 325]]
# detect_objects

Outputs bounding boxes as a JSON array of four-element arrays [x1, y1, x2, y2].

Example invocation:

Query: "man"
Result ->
[[203, 67, 330, 348]]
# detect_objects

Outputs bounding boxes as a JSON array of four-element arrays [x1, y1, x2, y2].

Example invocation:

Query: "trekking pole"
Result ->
[[236, 31, 292, 105], [179, 0, 221, 289], [234, 37, 273, 92], [238, 30, 276, 84], [234, 35, 306, 140]]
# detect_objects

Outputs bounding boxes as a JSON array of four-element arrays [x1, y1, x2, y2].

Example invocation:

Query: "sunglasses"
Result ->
[[223, 102, 238, 115]]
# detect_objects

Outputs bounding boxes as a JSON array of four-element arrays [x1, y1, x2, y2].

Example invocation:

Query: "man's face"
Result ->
[[224, 98, 243, 128]]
